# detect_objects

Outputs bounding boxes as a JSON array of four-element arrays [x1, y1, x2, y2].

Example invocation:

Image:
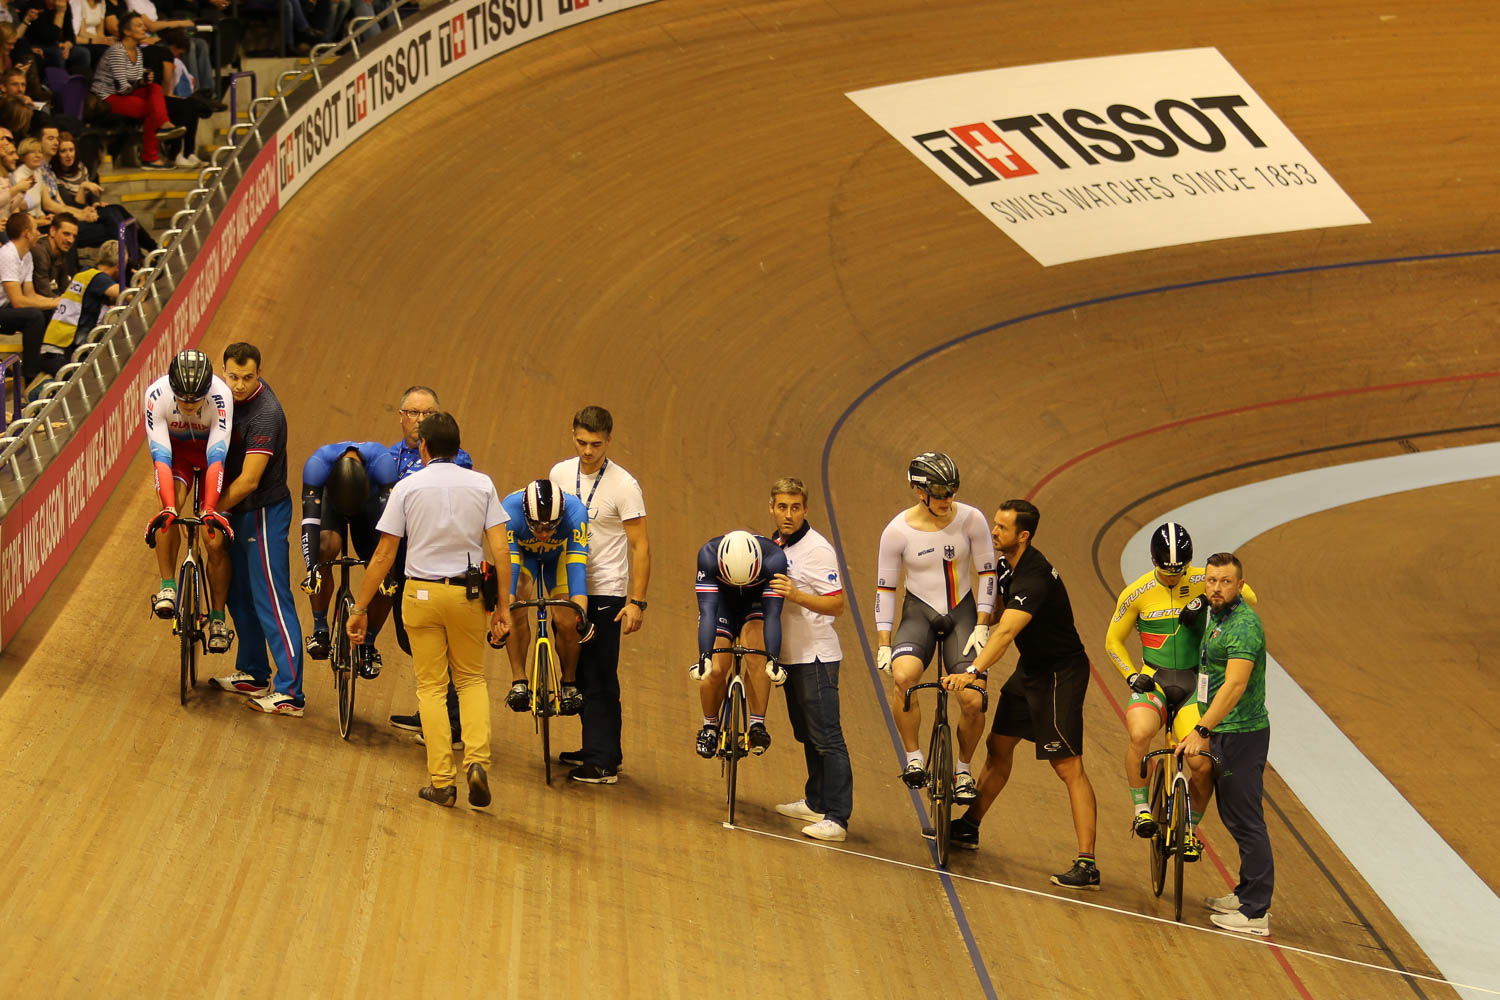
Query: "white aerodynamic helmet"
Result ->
[[716, 530, 762, 586]]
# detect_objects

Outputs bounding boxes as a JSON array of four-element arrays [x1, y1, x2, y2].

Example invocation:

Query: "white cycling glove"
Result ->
[[962, 624, 990, 656], [876, 645, 893, 675], [688, 654, 712, 680], [764, 658, 786, 686]]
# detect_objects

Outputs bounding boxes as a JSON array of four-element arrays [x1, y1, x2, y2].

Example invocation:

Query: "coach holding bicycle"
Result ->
[[1175, 552, 1273, 936], [347, 412, 511, 808]]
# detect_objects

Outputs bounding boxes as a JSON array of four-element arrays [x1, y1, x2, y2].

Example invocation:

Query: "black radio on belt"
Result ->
[[463, 557, 483, 602]]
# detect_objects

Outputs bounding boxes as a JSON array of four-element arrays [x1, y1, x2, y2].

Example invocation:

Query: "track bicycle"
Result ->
[[905, 677, 988, 869], [316, 542, 374, 740], [507, 596, 587, 786], [146, 471, 225, 706], [1140, 744, 1222, 921], [709, 644, 773, 827]]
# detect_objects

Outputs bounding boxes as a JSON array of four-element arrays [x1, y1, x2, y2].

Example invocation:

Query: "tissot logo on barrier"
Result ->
[[847, 49, 1368, 266]]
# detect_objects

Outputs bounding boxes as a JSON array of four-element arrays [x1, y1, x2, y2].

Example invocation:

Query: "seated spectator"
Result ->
[[124, 0, 213, 95], [70, 0, 120, 68], [14, 135, 79, 220], [22, 0, 91, 74], [88, 12, 184, 170], [51, 128, 158, 249], [29, 206, 77, 296], [145, 27, 211, 165], [37, 233, 117, 376], [0, 125, 33, 227], [8, 137, 50, 223], [0, 212, 59, 378]]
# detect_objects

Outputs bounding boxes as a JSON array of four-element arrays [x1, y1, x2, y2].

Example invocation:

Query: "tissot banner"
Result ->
[[847, 49, 1369, 266]]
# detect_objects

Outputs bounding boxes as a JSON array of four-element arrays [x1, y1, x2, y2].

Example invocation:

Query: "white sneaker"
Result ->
[[211, 671, 270, 697], [1210, 910, 1270, 936], [801, 819, 847, 842], [152, 586, 177, 618], [1204, 892, 1241, 914], [174, 153, 204, 169], [775, 799, 824, 823], [953, 771, 978, 802]]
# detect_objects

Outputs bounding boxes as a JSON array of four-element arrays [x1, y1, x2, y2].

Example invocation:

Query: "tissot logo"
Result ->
[[916, 95, 1266, 187]]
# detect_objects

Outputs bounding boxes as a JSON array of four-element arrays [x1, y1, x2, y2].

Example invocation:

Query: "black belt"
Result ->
[[408, 576, 467, 586]]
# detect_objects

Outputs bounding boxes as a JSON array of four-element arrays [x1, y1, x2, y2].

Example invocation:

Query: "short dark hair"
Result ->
[[120, 11, 144, 33], [223, 342, 261, 367], [1205, 552, 1243, 578], [4, 212, 32, 241], [999, 498, 1040, 539], [572, 405, 613, 436], [418, 411, 460, 459], [161, 27, 191, 50], [400, 384, 438, 406], [52, 211, 78, 231], [0, 68, 22, 83]]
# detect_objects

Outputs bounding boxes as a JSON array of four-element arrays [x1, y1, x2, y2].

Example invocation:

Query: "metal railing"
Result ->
[[0, 1, 436, 514]]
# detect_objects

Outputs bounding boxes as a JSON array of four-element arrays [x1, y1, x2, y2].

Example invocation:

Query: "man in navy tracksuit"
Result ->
[[210, 342, 306, 716]]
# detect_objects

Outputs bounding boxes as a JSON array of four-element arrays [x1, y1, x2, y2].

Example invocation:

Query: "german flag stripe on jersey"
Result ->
[[943, 558, 960, 611]]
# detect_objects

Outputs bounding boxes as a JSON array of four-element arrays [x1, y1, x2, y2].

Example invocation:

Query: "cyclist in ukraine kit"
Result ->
[[502, 479, 592, 717], [874, 453, 997, 802], [143, 349, 235, 653], [1106, 521, 1257, 858]]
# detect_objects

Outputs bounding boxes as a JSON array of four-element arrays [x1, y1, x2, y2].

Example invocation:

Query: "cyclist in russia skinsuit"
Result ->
[[874, 452, 997, 802], [1106, 521, 1257, 856]]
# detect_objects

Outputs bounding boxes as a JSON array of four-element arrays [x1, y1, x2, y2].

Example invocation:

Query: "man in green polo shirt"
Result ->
[[1173, 551, 1272, 936]]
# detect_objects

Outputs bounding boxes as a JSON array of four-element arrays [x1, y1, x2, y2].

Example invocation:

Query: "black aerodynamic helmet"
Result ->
[[1149, 522, 1193, 575], [326, 450, 369, 518], [907, 452, 960, 498], [167, 349, 213, 401]]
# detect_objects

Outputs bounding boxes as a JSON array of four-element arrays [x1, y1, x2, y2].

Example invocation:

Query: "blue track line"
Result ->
[[817, 245, 1500, 998]]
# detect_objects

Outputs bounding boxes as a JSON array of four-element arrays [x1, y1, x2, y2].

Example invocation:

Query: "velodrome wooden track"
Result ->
[[3, 1, 1498, 996]]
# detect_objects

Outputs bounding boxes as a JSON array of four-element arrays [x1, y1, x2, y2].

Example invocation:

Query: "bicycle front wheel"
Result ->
[[931, 723, 954, 868], [726, 680, 747, 825], [535, 643, 553, 785], [1172, 778, 1190, 922], [333, 592, 355, 738], [176, 564, 197, 706], [1148, 758, 1168, 897]]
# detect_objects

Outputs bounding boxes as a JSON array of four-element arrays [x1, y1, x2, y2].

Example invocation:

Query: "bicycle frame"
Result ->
[[715, 644, 770, 827], [509, 596, 586, 786], [169, 472, 209, 706], [1141, 745, 1222, 921], [316, 542, 368, 740], [905, 679, 989, 868]]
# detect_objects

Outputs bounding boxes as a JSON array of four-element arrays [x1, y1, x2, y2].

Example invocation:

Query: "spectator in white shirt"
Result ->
[[0, 211, 59, 376], [547, 405, 650, 784], [767, 476, 852, 842]]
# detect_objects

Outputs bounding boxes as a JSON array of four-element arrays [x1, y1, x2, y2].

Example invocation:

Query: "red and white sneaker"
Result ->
[[212, 671, 270, 697], [247, 693, 304, 717]]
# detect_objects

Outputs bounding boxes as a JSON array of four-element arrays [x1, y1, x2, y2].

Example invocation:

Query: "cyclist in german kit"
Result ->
[[1106, 522, 1258, 857], [143, 349, 235, 653], [299, 442, 400, 677], [944, 499, 1101, 890], [690, 530, 789, 758], [874, 453, 997, 802], [502, 479, 593, 716]]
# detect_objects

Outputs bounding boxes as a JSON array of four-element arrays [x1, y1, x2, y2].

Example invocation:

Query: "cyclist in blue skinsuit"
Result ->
[[298, 441, 399, 677], [502, 479, 593, 716]]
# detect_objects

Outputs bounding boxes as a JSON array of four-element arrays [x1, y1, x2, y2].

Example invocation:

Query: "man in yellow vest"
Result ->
[[39, 240, 121, 378]]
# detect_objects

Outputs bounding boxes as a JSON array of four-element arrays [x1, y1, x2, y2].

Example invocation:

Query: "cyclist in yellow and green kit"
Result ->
[[1104, 523, 1256, 859]]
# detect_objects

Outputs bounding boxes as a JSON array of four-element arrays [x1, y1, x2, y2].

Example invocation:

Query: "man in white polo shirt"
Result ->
[[0, 212, 59, 378], [348, 412, 511, 808], [549, 405, 650, 785], [768, 476, 852, 842]]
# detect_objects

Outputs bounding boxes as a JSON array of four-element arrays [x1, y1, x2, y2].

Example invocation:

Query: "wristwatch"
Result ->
[[628, 598, 648, 611], [965, 665, 986, 676], [1193, 724, 1212, 739]]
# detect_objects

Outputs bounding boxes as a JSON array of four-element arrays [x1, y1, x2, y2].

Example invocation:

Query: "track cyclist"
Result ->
[[1105, 522, 1256, 858], [690, 529, 789, 758], [502, 478, 593, 716], [143, 349, 234, 653], [875, 452, 997, 802], [299, 442, 400, 677]]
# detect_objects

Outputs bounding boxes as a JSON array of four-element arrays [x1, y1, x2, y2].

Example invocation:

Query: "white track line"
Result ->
[[728, 822, 1500, 997]]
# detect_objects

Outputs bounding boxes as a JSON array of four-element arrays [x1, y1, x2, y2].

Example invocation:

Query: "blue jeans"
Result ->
[[783, 659, 853, 827], [1212, 727, 1274, 918], [228, 497, 305, 699]]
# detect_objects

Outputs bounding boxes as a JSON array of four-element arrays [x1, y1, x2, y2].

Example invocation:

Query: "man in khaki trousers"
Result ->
[[348, 412, 510, 806]]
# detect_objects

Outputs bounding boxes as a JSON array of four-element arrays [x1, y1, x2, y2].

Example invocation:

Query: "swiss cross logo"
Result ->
[[279, 135, 295, 187], [952, 123, 1038, 180]]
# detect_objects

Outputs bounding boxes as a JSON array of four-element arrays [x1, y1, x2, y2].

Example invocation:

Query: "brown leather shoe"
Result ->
[[467, 764, 491, 807], [418, 785, 457, 807]]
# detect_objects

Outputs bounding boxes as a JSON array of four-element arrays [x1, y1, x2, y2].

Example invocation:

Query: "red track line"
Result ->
[[1026, 369, 1500, 502]]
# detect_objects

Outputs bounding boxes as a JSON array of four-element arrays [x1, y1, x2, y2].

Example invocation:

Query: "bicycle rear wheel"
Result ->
[[177, 562, 197, 705], [1148, 758, 1168, 897], [536, 643, 553, 785], [726, 679, 747, 825], [930, 722, 954, 868], [1172, 778, 1190, 922]]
